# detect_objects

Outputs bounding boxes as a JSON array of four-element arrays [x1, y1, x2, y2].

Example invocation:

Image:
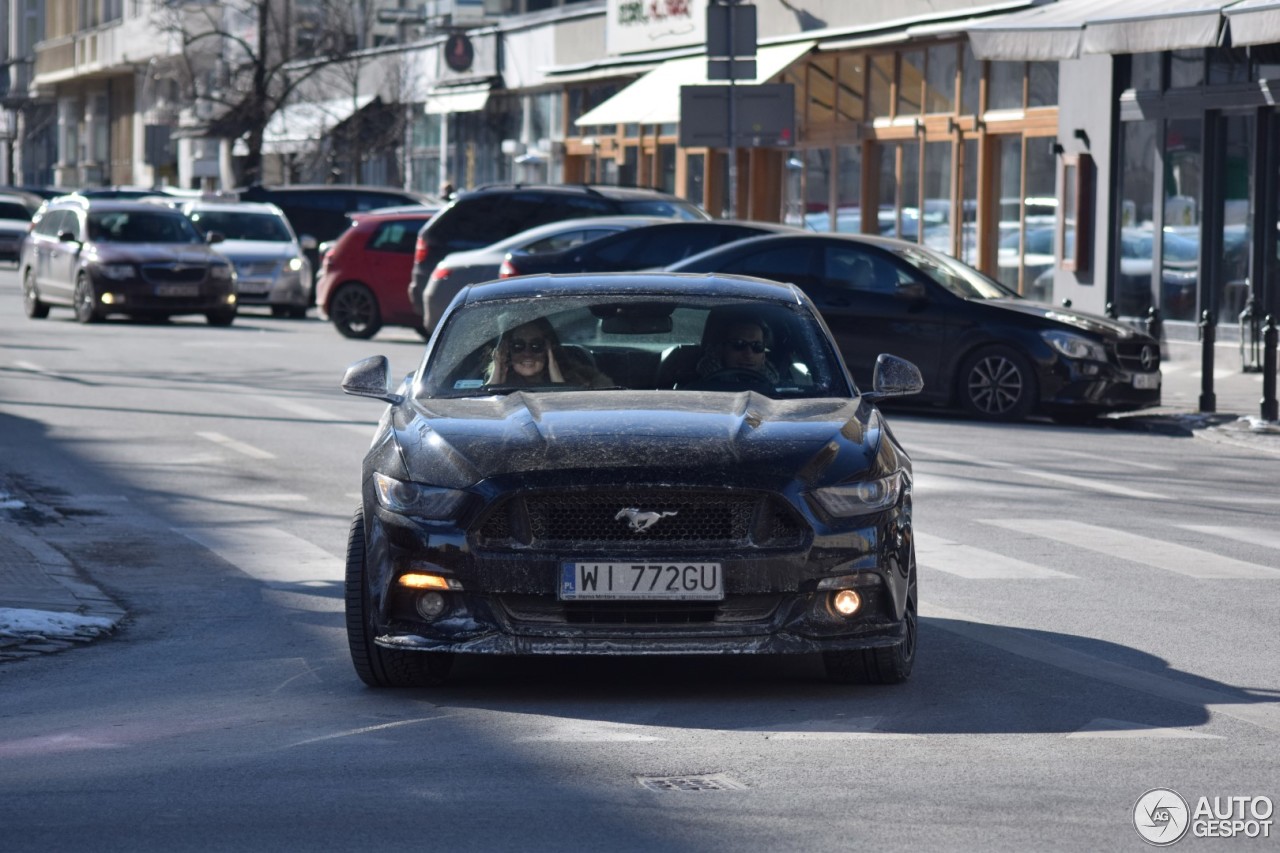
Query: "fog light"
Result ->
[[415, 591, 446, 621], [831, 589, 862, 617], [101, 293, 125, 305], [225, 294, 238, 305]]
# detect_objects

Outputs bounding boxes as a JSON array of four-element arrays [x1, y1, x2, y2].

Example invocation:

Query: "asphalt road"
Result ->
[[1, 268, 1278, 852]]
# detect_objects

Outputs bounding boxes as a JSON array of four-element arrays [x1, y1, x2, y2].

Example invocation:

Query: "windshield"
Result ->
[[87, 211, 203, 244], [0, 202, 33, 220], [188, 210, 293, 242], [892, 243, 1017, 300], [419, 293, 851, 400]]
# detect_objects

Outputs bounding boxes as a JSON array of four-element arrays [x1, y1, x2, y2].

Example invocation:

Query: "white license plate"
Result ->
[[559, 562, 723, 601], [155, 284, 200, 297], [1133, 372, 1161, 389], [237, 281, 272, 295]]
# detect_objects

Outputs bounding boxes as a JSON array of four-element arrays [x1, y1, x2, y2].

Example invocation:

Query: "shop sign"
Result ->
[[607, 0, 708, 56]]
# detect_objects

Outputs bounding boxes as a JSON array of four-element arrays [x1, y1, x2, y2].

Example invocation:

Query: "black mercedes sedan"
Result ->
[[670, 233, 1162, 422], [341, 273, 924, 687]]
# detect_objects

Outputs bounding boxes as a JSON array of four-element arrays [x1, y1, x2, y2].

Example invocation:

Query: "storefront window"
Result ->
[[809, 55, 838, 125], [805, 147, 832, 231], [898, 51, 925, 117], [960, 138, 979, 265], [1023, 137, 1057, 300], [1027, 63, 1058, 108], [896, 140, 921, 241], [657, 145, 676, 195], [1208, 48, 1251, 85], [878, 142, 897, 235], [990, 62, 1024, 111], [1117, 121, 1158, 317], [685, 152, 705, 204], [923, 140, 952, 254], [836, 144, 862, 234], [996, 135, 1023, 291], [960, 44, 981, 115], [1163, 118, 1203, 321], [837, 55, 865, 121], [925, 45, 957, 114], [1128, 54, 1162, 91], [1170, 50, 1205, 88], [1220, 113, 1254, 321], [869, 55, 894, 118]]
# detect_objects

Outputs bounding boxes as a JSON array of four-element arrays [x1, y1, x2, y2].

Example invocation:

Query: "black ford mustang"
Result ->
[[341, 273, 924, 687]]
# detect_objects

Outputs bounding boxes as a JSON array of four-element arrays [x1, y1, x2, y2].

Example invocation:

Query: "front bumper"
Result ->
[[1041, 358, 1162, 413], [364, 495, 914, 657], [235, 272, 309, 307], [89, 273, 237, 315]]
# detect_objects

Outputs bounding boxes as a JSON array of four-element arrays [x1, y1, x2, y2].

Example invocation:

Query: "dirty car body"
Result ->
[[341, 273, 922, 687]]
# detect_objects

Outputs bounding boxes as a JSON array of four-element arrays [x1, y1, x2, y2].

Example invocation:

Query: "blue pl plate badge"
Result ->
[[561, 564, 575, 595], [453, 379, 485, 389]]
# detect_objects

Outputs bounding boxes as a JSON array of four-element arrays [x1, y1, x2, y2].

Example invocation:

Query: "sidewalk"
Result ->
[[0, 339, 1276, 664]]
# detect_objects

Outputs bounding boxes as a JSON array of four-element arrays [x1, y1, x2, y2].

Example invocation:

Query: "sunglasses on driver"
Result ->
[[508, 337, 547, 354], [727, 339, 767, 354]]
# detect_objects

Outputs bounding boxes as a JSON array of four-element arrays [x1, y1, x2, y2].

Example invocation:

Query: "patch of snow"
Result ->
[[0, 608, 115, 639]]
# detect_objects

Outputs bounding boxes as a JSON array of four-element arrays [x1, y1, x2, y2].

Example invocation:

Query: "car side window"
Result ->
[[35, 209, 66, 238], [367, 219, 421, 253], [552, 196, 616, 218], [823, 246, 903, 294], [721, 245, 820, 289], [589, 231, 649, 265]]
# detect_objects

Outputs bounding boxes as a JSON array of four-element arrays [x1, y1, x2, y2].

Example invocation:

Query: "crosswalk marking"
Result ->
[[196, 431, 276, 460], [1182, 524, 1280, 551], [175, 526, 342, 591], [915, 532, 1077, 579], [982, 519, 1280, 579], [1041, 448, 1174, 472], [912, 446, 1168, 500], [262, 396, 377, 437]]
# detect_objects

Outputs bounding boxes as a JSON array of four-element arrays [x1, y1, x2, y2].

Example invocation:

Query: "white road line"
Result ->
[[12, 360, 43, 372], [915, 532, 1077, 579], [196, 431, 276, 460], [1041, 448, 1174, 472], [517, 721, 667, 743], [922, 602, 1280, 734], [289, 716, 455, 747], [1065, 718, 1223, 739], [175, 526, 342, 590], [982, 519, 1280, 579], [206, 493, 309, 504], [911, 472, 1040, 497], [913, 446, 1168, 499], [1182, 524, 1280, 552], [262, 396, 378, 437]]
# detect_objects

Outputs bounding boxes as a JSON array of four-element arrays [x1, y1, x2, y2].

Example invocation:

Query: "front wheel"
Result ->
[[345, 508, 454, 688], [22, 269, 49, 319], [823, 598, 917, 685], [330, 283, 382, 339], [957, 345, 1037, 421], [73, 274, 101, 324]]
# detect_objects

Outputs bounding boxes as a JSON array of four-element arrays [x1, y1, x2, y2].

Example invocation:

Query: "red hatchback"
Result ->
[[317, 206, 437, 338]]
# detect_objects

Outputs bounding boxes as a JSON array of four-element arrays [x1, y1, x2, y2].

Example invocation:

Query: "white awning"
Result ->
[[263, 96, 373, 154], [1081, 0, 1227, 54], [424, 83, 491, 115], [1223, 0, 1280, 47], [262, 95, 375, 154], [574, 41, 815, 128], [968, 0, 1231, 60]]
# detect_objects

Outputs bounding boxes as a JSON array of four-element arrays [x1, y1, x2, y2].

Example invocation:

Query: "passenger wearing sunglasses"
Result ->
[[696, 315, 779, 383], [485, 318, 611, 387]]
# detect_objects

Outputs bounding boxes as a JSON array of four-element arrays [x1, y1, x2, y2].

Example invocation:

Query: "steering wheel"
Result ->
[[685, 367, 774, 393]]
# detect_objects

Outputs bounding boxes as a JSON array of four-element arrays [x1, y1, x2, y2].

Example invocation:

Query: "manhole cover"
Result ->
[[636, 773, 746, 792]]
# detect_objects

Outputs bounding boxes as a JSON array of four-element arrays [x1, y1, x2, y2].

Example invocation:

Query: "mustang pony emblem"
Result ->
[[615, 508, 677, 533]]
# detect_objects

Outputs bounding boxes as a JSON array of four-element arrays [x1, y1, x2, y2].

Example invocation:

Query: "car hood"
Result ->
[[89, 243, 225, 264], [213, 240, 299, 260], [979, 298, 1142, 339], [391, 391, 882, 489]]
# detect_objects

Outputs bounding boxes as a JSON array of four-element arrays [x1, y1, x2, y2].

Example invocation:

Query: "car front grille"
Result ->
[[499, 594, 783, 625], [236, 260, 280, 278], [141, 264, 207, 284], [474, 489, 806, 550], [1115, 340, 1160, 372]]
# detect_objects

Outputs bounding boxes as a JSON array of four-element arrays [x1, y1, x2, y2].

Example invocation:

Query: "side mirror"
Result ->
[[341, 355, 404, 404], [57, 230, 79, 244], [205, 231, 225, 245], [863, 353, 924, 400], [300, 235, 318, 251]]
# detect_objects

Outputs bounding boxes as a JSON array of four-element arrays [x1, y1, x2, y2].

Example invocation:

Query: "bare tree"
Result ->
[[158, 0, 370, 185]]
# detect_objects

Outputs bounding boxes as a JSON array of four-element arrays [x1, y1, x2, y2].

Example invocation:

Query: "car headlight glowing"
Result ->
[[288, 257, 305, 272], [810, 472, 903, 518], [1041, 330, 1107, 362], [210, 264, 234, 280], [373, 472, 467, 519], [98, 263, 135, 280]]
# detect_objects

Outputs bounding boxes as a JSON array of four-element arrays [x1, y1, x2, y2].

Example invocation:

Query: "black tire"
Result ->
[[22, 269, 49, 319], [957, 345, 1037, 421], [823, 597, 917, 685], [330, 283, 382, 339], [271, 305, 290, 318], [344, 508, 454, 688], [288, 305, 308, 319], [206, 309, 237, 327], [73, 274, 101, 324]]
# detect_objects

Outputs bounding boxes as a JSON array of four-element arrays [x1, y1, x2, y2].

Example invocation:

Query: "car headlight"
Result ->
[[810, 472, 903, 518], [210, 264, 234, 280], [97, 263, 136, 280], [1041, 330, 1107, 362], [373, 472, 467, 520], [287, 257, 306, 272]]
